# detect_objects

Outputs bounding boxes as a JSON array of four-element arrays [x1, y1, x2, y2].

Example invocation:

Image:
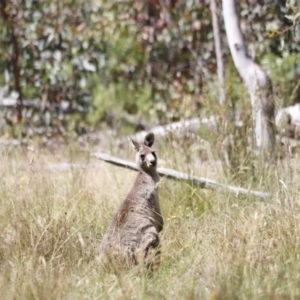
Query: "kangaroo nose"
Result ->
[[149, 159, 156, 166]]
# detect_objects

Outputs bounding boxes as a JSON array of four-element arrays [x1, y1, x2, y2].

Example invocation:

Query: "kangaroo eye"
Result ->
[[140, 155, 145, 161]]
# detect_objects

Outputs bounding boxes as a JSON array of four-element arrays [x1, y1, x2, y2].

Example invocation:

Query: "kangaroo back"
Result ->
[[98, 133, 164, 271]]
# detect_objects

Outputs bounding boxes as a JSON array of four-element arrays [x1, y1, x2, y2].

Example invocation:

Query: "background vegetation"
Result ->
[[0, 0, 300, 137]]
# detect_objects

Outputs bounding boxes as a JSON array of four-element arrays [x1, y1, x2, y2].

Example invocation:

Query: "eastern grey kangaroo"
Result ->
[[98, 133, 164, 270]]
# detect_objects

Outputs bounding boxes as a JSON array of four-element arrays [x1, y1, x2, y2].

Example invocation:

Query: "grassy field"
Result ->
[[1, 139, 300, 300]]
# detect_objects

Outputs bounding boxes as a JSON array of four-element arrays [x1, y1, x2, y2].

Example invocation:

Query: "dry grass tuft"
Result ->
[[0, 143, 300, 299]]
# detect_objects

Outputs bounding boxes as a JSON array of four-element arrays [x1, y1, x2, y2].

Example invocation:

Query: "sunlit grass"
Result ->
[[0, 142, 300, 299]]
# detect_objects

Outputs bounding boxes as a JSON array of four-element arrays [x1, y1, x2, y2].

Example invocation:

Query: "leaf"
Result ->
[[82, 59, 96, 72]]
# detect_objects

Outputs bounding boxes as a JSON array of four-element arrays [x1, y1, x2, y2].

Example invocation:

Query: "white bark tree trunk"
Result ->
[[210, 0, 225, 104], [222, 0, 276, 156]]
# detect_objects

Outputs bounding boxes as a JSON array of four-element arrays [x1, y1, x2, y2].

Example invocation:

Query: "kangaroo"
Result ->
[[98, 133, 164, 271]]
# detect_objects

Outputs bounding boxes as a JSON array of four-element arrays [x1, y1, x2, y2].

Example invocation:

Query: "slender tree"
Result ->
[[0, 0, 23, 121], [222, 0, 276, 157], [210, 0, 225, 104]]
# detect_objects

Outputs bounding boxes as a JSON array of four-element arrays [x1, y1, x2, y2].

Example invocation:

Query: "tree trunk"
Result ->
[[0, 0, 23, 121], [210, 0, 225, 104], [222, 0, 276, 157]]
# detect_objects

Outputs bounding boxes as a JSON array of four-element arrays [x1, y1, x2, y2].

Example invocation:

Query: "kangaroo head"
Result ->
[[128, 133, 157, 172]]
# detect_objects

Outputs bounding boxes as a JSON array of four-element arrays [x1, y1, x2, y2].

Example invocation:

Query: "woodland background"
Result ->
[[1, 0, 300, 141]]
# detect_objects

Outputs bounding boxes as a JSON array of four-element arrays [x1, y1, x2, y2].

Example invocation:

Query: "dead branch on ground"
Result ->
[[92, 152, 270, 199]]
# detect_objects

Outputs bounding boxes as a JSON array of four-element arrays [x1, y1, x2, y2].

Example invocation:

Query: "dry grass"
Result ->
[[1, 141, 300, 299]]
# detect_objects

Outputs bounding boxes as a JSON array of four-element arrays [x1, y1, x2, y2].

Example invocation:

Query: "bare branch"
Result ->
[[92, 152, 270, 199]]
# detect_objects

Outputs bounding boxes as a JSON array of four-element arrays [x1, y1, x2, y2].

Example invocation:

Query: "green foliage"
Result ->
[[4, 1, 86, 94], [0, 0, 298, 137], [88, 81, 153, 126], [0, 0, 104, 135]]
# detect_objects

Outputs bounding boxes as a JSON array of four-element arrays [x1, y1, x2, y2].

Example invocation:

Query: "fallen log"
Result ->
[[0, 96, 77, 113], [92, 152, 270, 199], [130, 117, 218, 143], [128, 113, 246, 143], [0, 138, 21, 146]]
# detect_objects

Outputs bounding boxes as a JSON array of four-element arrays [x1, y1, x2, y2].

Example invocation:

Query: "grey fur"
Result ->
[[98, 133, 163, 270]]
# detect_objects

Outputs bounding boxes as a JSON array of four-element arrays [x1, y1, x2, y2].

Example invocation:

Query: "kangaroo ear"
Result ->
[[128, 137, 141, 152], [144, 132, 155, 147]]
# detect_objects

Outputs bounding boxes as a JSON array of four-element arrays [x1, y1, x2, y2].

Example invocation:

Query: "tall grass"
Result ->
[[0, 141, 300, 299]]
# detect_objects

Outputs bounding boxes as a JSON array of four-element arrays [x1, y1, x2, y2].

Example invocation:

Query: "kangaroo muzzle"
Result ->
[[146, 153, 156, 167]]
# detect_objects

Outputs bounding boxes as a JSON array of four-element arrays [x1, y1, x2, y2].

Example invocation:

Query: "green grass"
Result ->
[[1, 142, 300, 299]]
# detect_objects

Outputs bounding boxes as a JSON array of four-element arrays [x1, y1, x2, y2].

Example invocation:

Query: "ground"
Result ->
[[0, 138, 300, 299]]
